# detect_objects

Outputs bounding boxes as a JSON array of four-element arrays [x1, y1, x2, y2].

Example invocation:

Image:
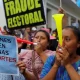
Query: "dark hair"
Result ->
[[47, 39, 58, 51], [63, 26, 80, 55], [53, 29, 57, 33], [3, 26, 14, 35], [48, 28, 52, 33], [34, 30, 50, 42], [52, 29, 58, 38]]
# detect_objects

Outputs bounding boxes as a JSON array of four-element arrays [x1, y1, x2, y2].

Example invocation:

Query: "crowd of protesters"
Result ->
[[0, 8, 80, 80]]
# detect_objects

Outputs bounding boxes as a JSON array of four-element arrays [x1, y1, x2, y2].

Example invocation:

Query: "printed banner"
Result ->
[[0, 35, 19, 75], [3, 0, 46, 29]]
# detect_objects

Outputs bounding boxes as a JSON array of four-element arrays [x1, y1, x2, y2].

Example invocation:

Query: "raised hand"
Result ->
[[57, 46, 70, 66], [54, 47, 63, 67]]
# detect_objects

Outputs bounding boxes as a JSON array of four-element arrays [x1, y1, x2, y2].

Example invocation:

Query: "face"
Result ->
[[62, 28, 80, 55], [33, 31, 49, 50], [26, 28, 31, 33], [2, 30, 8, 35], [53, 32, 57, 37]]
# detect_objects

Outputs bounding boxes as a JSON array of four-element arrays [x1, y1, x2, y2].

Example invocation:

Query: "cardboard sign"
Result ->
[[0, 35, 19, 75], [3, 0, 46, 29]]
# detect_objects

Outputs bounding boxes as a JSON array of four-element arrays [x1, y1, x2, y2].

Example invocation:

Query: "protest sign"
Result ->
[[0, 35, 19, 75], [3, 0, 46, 29]]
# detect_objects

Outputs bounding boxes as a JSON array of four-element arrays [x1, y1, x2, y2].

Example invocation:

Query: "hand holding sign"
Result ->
[[16, 61, 26, 74]]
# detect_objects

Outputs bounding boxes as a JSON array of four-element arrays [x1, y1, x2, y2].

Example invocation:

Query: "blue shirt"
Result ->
[[40, 56, 80, 80]]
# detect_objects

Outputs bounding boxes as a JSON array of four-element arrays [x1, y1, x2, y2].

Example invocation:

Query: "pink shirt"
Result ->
[[19, 50, 55, 77]]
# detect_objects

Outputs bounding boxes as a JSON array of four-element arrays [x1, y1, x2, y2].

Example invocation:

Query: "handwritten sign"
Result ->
[[3, 0, 46, 29], [0, 35, 19, 75]]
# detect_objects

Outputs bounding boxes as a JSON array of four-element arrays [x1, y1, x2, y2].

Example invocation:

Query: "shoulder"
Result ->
[[45, 50, 56, 56], [47, 56, 55, 63], [18, 50, 33, 58], [40, 55, 55, 78], [44, 55, 55, 67]]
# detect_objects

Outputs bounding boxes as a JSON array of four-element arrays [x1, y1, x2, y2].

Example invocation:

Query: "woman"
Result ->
[[17, 30, 55, 80], [40, 26, 80, 80]]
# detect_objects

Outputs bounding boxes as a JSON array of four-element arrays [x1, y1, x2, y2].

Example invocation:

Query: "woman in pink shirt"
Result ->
[[17, 30, 55, 80]]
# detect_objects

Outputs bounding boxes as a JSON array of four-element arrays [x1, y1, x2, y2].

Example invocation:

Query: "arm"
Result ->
[[40, 56, 59, 80], [41, 47, 68, 80], [23, 70, 37, 80], [57, 46, 80, 80], [18, 52, 38, 80], [65, 64, 80, 80], [58, 8, 68, 28], [41, 63, 59, 80], [17, 61, 37, 80]]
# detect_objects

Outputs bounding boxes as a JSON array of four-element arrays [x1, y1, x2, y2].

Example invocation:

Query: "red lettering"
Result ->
[[6, 57, 9, 61], [2, 56, 5, 61], [0, 56, 16, 62]]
